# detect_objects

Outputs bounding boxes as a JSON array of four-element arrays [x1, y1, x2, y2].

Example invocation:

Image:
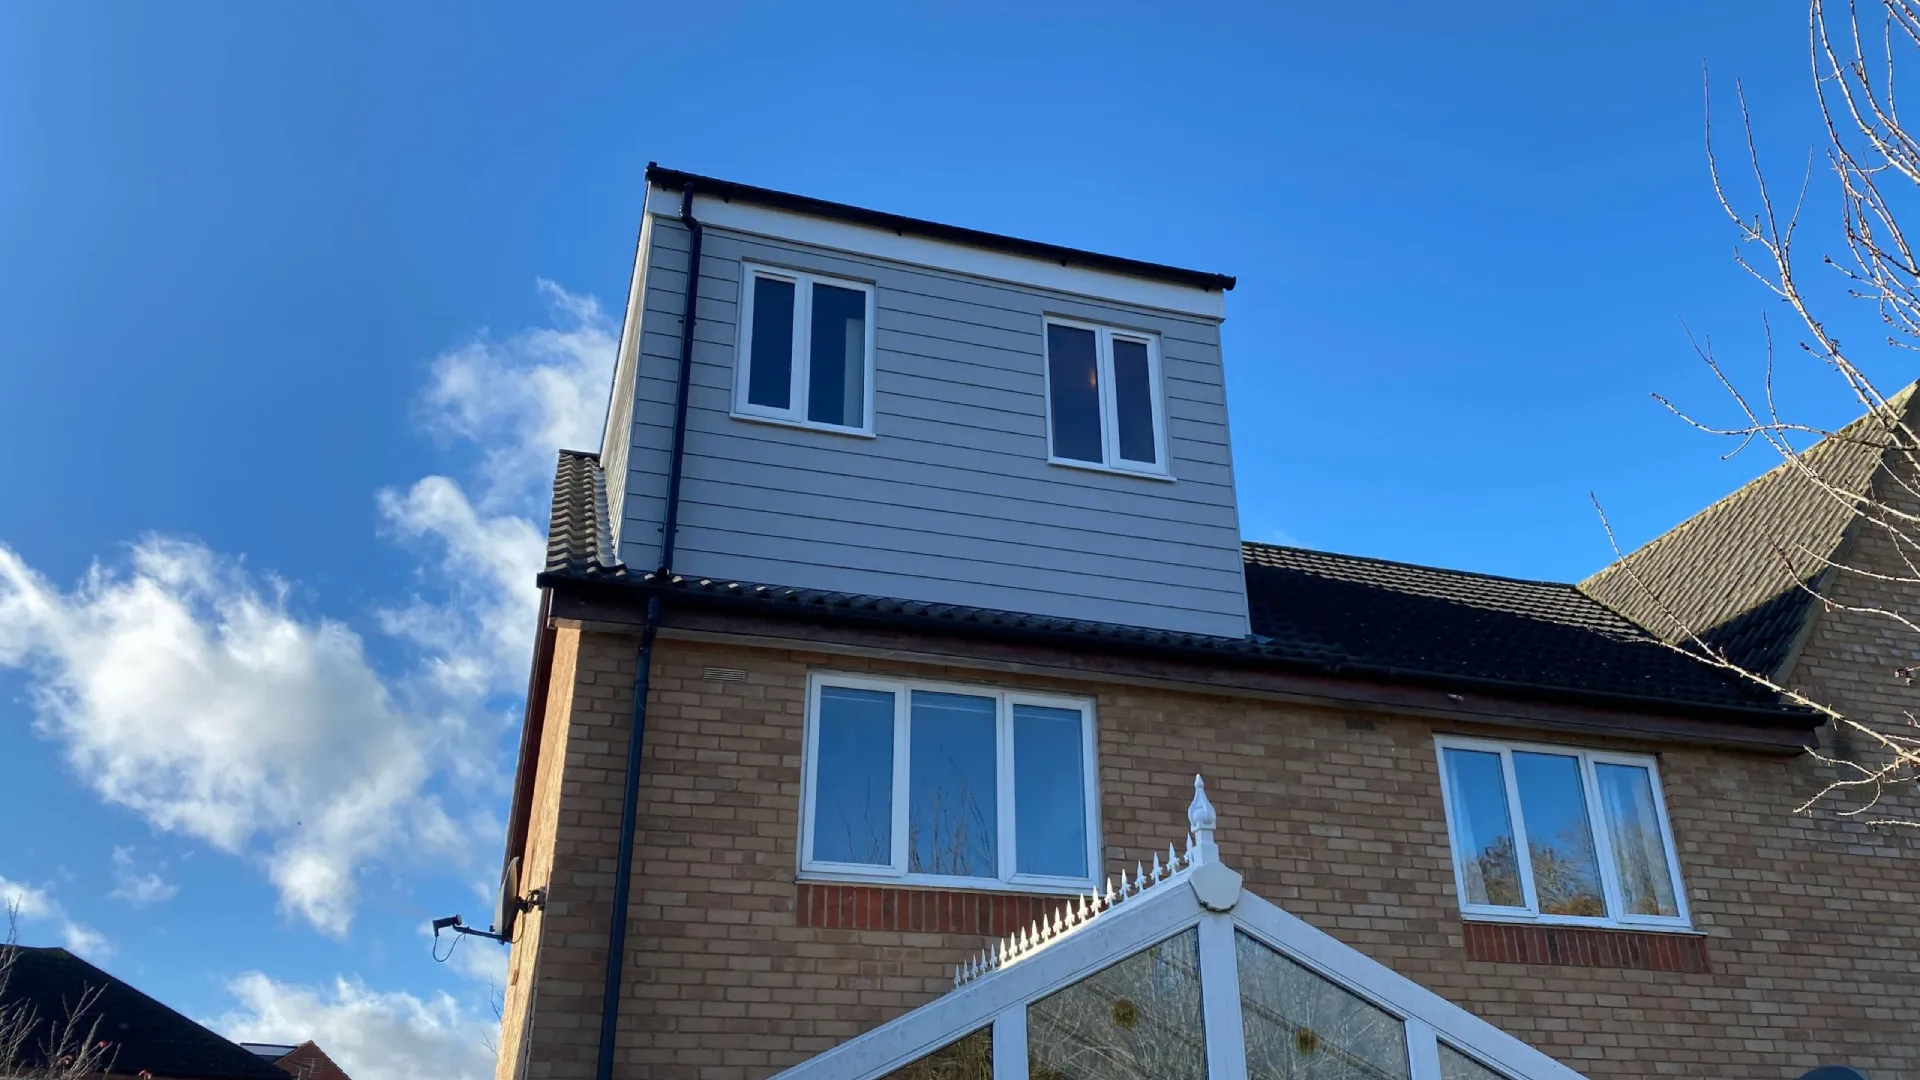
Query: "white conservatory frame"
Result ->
[[772, 776, 1588, 1080]]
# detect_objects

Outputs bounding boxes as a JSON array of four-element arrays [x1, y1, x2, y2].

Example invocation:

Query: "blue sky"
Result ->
[[0, 3, 1901, 1078]]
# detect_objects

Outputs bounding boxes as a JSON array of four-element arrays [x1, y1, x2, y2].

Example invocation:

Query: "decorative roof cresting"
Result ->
[[953, 774, 1241, 988]]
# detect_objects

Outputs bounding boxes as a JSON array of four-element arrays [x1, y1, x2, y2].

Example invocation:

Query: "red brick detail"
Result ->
[[795, 882, 1079, 937], [1462, 921, 1710, 974]]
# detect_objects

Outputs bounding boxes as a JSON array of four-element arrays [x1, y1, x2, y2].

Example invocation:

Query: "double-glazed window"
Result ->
[[735, 263, 875, 433], [1434, 736, 1689, 929], [801, 674, 1099, 891], [1043, 317, 1168, 476]]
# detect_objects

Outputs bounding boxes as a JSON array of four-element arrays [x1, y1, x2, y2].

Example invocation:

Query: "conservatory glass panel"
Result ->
[[1027, 928, 1205, 1080], [1237, 930, 1411, 1080], [1437, 1042, 1512, 1080], [879, 1026, 992, 1080]]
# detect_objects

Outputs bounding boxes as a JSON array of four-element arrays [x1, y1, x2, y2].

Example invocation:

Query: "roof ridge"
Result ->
[[1583, 383, 1918, 588], [1241, 539, 1584, 593]]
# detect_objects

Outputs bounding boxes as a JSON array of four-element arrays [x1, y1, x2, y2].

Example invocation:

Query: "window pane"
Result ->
[[1028, 929, 1205, 1080], [1111, 337, 1157, 465], [909, 691, 998, 877], [1237, 930, 1409, 1080], [1047, 324, 1103, 463], [1594, 763, 1680, 917], [1441, 749, 1524, 908], [881, 1027, 992, 1080], [811, 686, 895, 866], [1438, 1044, 1511, 1080], [1512, 752, 1606, 917], [1014, 704, 1087, 879], [808, 282, 867, 427], [747, 275, 796, 410]]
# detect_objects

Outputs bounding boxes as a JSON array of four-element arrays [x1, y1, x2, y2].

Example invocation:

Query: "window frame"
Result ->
[[1432, 735, 1692, 932], [732, 261, 878, 436], [799, 672, 1102, 894], [1040, 315, 1171, 478]]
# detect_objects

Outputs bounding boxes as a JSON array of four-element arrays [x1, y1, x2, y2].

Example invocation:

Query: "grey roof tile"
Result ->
[[1581, 387, 1918, 678]]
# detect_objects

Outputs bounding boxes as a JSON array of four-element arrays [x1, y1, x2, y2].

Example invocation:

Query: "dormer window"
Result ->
[[1043, 317, 1168, 477], [734, 263, 876, 434]]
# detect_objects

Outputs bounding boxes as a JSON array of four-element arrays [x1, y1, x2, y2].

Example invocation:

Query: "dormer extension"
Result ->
[[598, 165, 1248, 638]]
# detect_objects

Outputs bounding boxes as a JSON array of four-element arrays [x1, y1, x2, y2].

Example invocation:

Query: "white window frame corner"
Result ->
[[1431, 734, 1692, 933], [733, 261, 878, 438], [799, 672, 1100, 895], [1040, 315, 1172, 480]]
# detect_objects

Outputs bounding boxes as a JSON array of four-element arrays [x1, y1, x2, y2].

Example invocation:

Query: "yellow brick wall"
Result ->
[[505, 630, 1919, 1079]]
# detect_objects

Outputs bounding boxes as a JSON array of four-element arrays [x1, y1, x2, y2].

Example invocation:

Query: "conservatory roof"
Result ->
[[771, 777, 1586, 1080]]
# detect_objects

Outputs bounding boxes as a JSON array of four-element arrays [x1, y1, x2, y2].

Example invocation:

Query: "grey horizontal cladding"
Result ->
[[625, 460, 1239, 549], [628, 496, 1244, 599], [626, 395, 1240, 507], [622, 216, 1248, 637], [623, 474, 1245, 578], [661, 545, 1247, 638], [629, 428, 1238, 524], [638, 283, 1226, 405], [627, 369, 1236, 472]]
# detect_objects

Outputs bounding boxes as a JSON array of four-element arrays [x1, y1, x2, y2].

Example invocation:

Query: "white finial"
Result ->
[[1189, 774, 1219, 867]]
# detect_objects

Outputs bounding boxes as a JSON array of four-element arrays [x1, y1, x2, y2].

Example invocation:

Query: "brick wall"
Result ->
[[504, 630, 1920, 1079], [1785, 457, 1920, 826]]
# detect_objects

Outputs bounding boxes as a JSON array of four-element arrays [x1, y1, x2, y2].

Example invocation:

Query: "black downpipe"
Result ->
[[595, 183, 703, 1080], [657, 181, 704, 576]]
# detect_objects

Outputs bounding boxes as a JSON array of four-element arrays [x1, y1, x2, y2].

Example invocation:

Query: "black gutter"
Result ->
[[539, 571, 1819, 733], [644, 163, 1236, 294], [594, 183, 705, 1080]]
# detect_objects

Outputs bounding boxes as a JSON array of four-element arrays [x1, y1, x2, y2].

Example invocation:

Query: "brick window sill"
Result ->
[[795, 881, 1080, 936], [1462, 920, 1710, 973]]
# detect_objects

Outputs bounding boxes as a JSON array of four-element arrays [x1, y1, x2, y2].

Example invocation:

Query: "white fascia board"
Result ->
[[645, 183, 1227, 320]]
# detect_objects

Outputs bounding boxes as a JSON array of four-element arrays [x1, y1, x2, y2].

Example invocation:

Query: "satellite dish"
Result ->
[[1801, 1068, 1868, 1080], [491, 856, 522, 940]]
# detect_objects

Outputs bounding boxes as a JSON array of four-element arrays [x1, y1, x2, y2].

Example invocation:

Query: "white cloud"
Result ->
[[0, 875, 108, 958], [109, 847, 178, 906], [0, 281, 614, 939], [446, 935, 509, 988], [216, 972, 495, 1080], [420, 278, 618, 507], [376, 477, 545, 702], [0, 540, 453, 935]]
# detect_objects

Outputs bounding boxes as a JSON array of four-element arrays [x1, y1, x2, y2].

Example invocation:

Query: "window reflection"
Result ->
[[1511, 752, 1605, 917], [882, 1027, 992, 1080], [1438, 1043, 1511, 1080], [1237, 930, 1409, 1080], [1028, 929, 1205, 1080], [909, 691, 998, 877]]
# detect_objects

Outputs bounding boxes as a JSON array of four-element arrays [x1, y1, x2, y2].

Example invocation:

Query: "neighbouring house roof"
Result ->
[[541, 450, 1801, 722], [0, 947, 286, 1080], [256, 1039, 354, 1080], [1581, 385, 1919, 680], [643, 163, 1238, 294]]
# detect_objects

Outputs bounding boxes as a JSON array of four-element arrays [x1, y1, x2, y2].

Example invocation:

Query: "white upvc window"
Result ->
[[1434, 735, 1691, 931], [734, 263, 876, 435], [1041, 316, 1169, 477], [800, 673, 1100, 893]]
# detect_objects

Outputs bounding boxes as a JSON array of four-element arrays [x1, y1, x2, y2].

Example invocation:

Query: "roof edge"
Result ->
[[644, 163, 1236, 294], [539, 570, 1817, 733]]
